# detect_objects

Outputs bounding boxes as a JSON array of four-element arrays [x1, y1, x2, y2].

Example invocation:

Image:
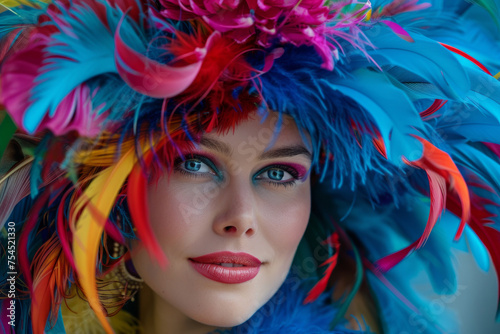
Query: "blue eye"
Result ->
[[179, 159, 213, 174], [185, 160, 202, 172], [267, 168, 285, 181], [255, 165, 298, 187], [175, 155, 221, 180]]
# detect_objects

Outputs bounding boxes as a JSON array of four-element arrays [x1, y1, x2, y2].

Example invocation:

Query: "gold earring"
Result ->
[[110, 242, 144, 302]]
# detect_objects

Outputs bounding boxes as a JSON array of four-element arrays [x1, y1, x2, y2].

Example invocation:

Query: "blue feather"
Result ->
[[451, 143, 500, 195], [362, 25, 470, 100], [23, 1, 144, 133], [464, 67, 500, 119], [325, 68, 424, 165], [465, 226, 491, 272]]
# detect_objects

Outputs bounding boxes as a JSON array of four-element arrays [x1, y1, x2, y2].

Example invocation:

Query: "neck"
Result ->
[[138, 285, 218, 334]]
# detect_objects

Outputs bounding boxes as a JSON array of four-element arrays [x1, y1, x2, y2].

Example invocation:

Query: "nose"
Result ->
[[212, 180, 257, 237]]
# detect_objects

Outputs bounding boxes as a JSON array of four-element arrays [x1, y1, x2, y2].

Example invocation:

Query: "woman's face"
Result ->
[[131, 114, 312, 328]]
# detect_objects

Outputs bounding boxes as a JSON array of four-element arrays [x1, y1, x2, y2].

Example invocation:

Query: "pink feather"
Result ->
[[380, 20, 414, 43], [114, 19, 208, 99]]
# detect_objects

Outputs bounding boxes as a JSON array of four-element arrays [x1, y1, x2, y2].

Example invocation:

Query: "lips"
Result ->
[[189, 251, 262, 284]]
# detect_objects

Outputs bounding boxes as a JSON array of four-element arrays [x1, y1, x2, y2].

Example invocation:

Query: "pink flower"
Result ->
[[159, 0, 371, 70]]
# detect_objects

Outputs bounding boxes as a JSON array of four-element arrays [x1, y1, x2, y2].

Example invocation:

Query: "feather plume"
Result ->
[[380, 20, 414, 42], [30, 235, 70, 334], [73, 148, 136, 333], [326, 69, 424, 165], [467, 0, 500, 25], [304, 232, 340, 304], [377, 137, 471, 270], [127, 148, 168, 267], [114, 18, 209, 99], [366, 25, 470, 100], [440, 42, 492, 75], [0, 0, 120, 135]]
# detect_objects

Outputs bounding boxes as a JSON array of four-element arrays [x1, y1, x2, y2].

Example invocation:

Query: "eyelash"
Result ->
[[174, 154, 220, 179], [174, 154, 301, 188], [254, 164, 300, 188]]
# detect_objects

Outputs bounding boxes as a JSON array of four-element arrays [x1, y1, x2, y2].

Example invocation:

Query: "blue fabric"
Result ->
[[213, 275, 372, 334]]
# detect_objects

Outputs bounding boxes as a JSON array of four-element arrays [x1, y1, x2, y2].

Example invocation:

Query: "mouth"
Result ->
[[189, 251, 262, 284]]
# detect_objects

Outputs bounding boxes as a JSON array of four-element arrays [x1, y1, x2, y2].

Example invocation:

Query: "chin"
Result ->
[[187, 300, 261, 328]]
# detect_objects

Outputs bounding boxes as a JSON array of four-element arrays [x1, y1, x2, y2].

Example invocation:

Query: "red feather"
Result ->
[[440, 43, 492, 75], [420, 99, 447, 118], [127, 149, 168, 268], [304, 232, 340, 304], [377, 137, 470, 270], [31, 236, 70, 334]]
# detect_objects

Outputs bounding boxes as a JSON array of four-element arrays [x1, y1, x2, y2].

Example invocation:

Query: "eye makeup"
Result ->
[[253, 162, 308, 188], [174, 153, 223, 181]]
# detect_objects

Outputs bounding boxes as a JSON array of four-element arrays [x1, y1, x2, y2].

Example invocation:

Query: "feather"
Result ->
[[0, 0, 119, 135], [467, 0, 500, 25], [127, 148, 168, 267], [380, 19, 414, 42], [31, 236, 70, 334], [371, 0, 431, 18], [464, 67, 500, 122], [452, 144, 500, 195], [365, 25, 470, 100], [326, 68, 424, 165], [377, 137, 470, 270], [440, 42, 492, 75], [0, 158, 32, 228], [420, 99, 447, 118], [114, 18, 210, 99], [434, 106, 500, 144], [465, 225, 490, 272], [304, 232, 340, 304], [446, 190, 500, 318], [73, 147, 136, 334], [17, 188, 50, 298], [0, 0, 39, 13]]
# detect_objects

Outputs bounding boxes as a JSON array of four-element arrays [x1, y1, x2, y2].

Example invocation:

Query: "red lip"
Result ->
[[189, 251, 262, 284]]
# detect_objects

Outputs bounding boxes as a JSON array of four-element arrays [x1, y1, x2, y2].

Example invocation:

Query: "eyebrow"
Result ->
[[259, 145, 312, 160], [200, 137, 312, 160], [200, 137, 233, 156]]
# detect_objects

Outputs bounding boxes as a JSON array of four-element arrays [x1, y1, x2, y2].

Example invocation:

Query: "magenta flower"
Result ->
[[159, 0, 372, 70]]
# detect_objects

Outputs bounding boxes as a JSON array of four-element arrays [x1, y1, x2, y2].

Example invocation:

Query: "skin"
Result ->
[[130, 113, 312, 334]]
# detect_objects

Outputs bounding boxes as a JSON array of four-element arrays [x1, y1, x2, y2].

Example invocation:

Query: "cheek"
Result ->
[[259, 184, 311, 257], [145, 178, 210, 242]]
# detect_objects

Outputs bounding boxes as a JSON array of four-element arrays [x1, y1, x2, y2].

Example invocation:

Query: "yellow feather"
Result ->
[[0, 0, 49, 14], [73, 148, 136, 334], [494, 71, 500, 79], [365, 8, 372, 21]]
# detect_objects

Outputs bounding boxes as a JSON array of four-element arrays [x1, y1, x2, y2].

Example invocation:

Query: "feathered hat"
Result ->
[[1, 0, 500, 333]]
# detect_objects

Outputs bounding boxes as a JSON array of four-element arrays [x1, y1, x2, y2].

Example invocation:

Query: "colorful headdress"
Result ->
[[1, 0, 500, 333]]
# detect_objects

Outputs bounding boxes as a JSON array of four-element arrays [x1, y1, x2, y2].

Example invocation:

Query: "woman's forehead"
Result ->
[[201, 113, 310, 154]]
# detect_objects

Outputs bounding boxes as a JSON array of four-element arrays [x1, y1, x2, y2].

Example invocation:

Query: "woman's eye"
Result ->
[[256, 166, 297, 184], [179, 159, 213, 174], [266, 168, 287, 181]]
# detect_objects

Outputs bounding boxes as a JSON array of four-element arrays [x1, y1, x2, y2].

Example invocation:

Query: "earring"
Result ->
[[110, 241, 144, 302]]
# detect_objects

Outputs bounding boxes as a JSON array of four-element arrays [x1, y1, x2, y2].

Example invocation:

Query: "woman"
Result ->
[[1, 0, 500, 333]]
